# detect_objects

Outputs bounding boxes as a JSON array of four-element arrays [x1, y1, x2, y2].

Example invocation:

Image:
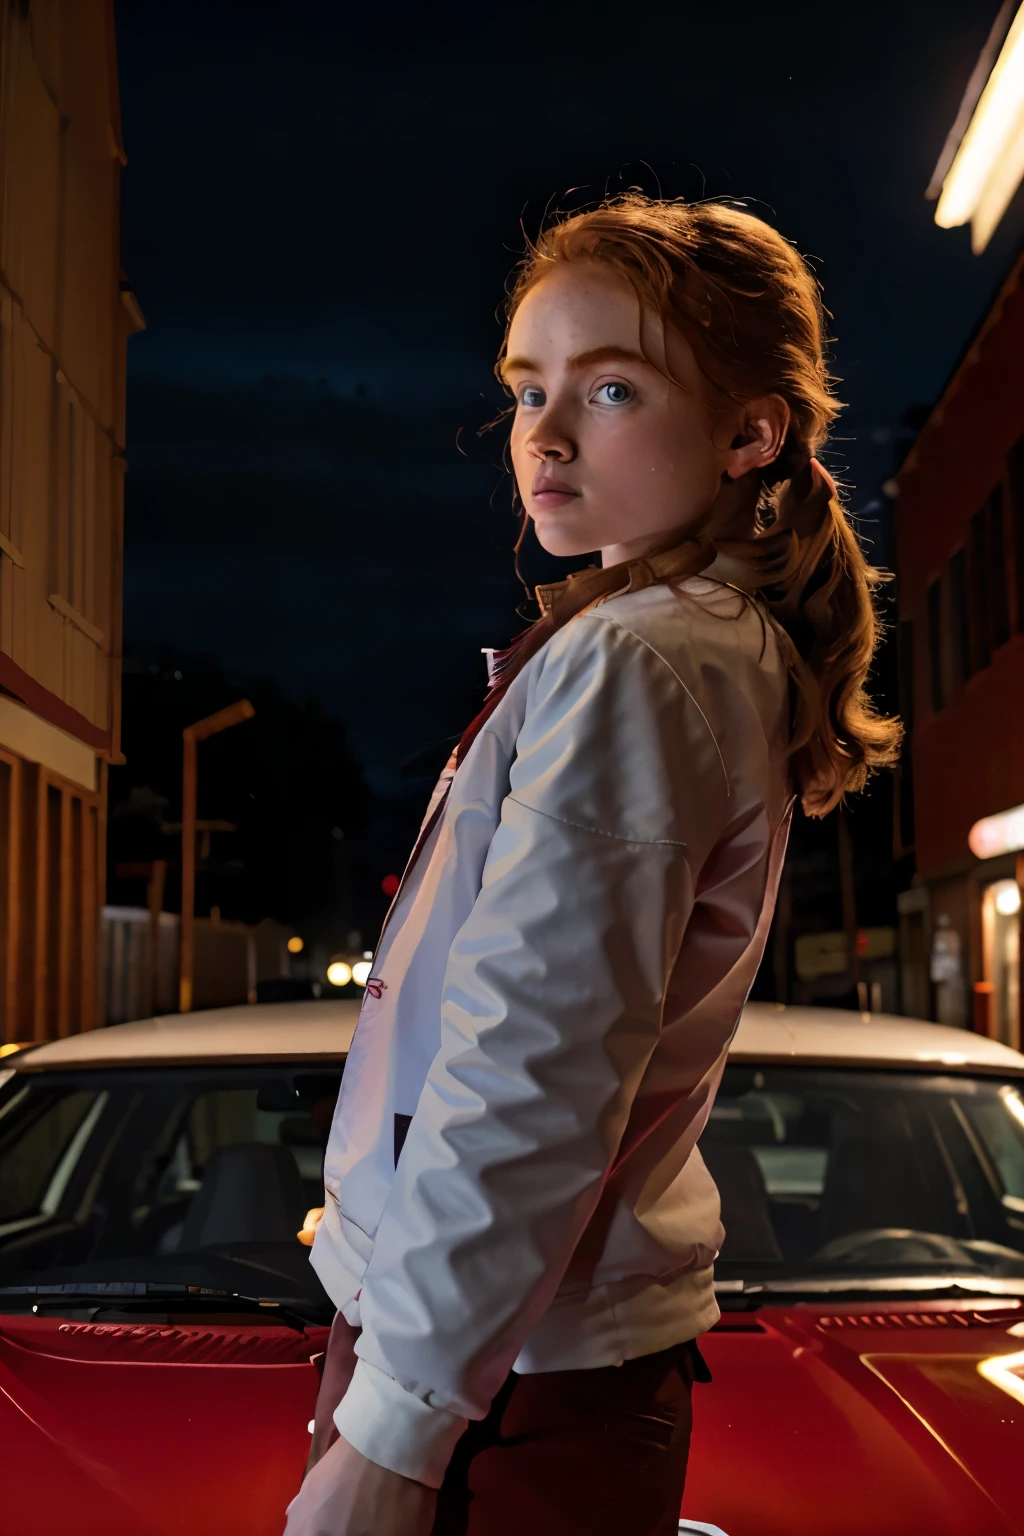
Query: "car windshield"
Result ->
[[5, 1060, 1024, 1310], [703, 1066, 1024, 1290], [0, 1063, 344, 1315]]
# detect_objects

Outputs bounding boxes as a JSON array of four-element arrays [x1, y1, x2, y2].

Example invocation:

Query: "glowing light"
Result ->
[[977, 1347, 1024, 1407], [1000, 1086, 1024, 1132], [326, 960, 353, 988], [969, 803, 1024, 860], [307, 1419, 315, 1434], [935, 4, 1024, 252], [287, 936, 304, 954], [0, 1043, 24, 1059], [381, 873, 401, 898], [993, 880, 1022, 917], [352, 960, 372, 987]]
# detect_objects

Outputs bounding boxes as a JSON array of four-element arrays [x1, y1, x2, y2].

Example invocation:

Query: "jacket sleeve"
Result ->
[[332, 611, 731, 1486]]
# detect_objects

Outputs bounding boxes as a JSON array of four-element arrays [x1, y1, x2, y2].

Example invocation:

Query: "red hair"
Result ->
[[494, 194, 901, 815]]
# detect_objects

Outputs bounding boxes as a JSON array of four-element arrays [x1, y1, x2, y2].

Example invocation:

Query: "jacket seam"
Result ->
[[335, 1203, 376, 1242], [505, 793, 688, 849], [575, 610, 731, 796]]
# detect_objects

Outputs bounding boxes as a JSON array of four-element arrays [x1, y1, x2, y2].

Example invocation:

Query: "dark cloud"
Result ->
[[115, 0, 1022, 806]]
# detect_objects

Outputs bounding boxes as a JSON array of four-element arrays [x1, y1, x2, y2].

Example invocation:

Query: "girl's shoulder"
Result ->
[[587, 576, 781, 674]]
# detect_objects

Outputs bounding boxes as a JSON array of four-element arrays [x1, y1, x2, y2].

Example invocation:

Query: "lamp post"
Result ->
[[179, 700, 255, 1013]]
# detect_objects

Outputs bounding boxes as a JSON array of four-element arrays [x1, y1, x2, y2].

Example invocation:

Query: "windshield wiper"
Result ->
[[716, 1274, 1024, 1298], [0, 1282, 328, 1329]]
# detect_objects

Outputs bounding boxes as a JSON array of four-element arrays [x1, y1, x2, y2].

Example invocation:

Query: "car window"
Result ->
[[0, 1088, 106, 1227], [701, 1067, 1024, 1280], [959, 1086, 1024, 1211], [0, 1066, 343, 1295], [169, 1085, 336, 1197]]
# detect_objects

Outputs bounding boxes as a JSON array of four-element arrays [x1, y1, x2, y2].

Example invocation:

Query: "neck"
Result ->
[[600, 527, 699, 569], [600, 538, 649, 568]]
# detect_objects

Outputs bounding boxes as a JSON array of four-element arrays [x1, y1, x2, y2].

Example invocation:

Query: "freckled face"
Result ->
[[504, 264, 732, 566]]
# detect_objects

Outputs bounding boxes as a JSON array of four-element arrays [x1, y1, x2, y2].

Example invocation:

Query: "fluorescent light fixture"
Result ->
[[934, 2, 1024, 252], [969, 801, 1024, 859]]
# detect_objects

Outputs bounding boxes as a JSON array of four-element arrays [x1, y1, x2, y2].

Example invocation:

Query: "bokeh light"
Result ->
[[326, 959, 353, 987]]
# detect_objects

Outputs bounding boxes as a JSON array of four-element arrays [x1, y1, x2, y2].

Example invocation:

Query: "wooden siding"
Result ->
[[0, 1, 135, 1038], [0, 0, 135, 752]]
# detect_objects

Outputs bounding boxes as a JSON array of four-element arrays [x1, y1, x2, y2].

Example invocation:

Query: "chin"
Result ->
[[531, 516, 597, 560]]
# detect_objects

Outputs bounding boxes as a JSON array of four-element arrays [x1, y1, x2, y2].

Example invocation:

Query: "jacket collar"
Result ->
[[534, 534, 717, 625]]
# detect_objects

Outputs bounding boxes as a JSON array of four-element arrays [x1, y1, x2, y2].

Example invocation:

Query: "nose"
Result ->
[[523, 399, 576, 463]]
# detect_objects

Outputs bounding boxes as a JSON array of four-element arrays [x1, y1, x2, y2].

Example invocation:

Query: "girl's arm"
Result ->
[[334, 611, 739, 1487]]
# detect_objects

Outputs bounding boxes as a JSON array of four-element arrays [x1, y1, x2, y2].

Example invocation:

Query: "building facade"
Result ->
[[896, 253, 1024, 1049], [0, 0, 141, 1039]]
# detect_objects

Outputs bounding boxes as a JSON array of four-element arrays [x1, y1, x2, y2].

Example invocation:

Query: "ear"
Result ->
[[724, 394, 791, 481]]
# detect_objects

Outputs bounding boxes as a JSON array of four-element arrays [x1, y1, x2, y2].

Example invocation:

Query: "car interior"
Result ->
[[2, 1062, 1024, 1290], [0, 1067, 344, 1292], [700, 1066, 1024, 1272]]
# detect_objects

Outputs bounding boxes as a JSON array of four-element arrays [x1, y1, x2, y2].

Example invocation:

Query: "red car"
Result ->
[[1, 1001, 1023, 1536]]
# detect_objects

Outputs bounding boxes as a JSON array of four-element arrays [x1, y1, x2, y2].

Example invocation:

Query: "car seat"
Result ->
[[814, 1133, 956, 1249], [699, 1142, 782, 1263], [176, 1142, 307, 1250]]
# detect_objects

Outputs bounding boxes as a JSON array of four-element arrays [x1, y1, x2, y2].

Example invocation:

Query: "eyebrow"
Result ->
[[500, 344, 649, 381]]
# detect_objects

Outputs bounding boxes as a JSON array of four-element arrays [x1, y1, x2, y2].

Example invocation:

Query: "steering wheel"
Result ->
[[806, 1228, 975, 1268]]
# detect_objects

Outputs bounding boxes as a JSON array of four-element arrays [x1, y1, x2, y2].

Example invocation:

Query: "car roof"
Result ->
[[12, 1000, 361, 1069], [8, 999, 1024, 1077], [733, 1003, 1024, 1075]]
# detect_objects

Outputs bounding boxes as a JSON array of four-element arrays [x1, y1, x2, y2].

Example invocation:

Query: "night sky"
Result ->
[[114, 0, 1023, 818]]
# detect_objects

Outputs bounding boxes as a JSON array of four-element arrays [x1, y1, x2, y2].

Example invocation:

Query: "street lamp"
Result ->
[[179, 700, 255, 1013], [326, 959, 353, 987]]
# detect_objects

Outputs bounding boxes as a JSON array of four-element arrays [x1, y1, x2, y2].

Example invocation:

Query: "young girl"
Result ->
[[285, 194, 899, 1536]]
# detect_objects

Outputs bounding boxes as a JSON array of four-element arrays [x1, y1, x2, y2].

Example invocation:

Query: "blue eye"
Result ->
[[593, 381, 633, 405], [519, 386, 545, 408]]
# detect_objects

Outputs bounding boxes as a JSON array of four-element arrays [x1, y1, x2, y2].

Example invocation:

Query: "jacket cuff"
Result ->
[[332, 1358, 468, 1489]]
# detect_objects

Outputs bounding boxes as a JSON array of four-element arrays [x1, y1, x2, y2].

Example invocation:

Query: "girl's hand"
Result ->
[[296, 1206, 324, 1247], [283, 1434, 437, 1536]]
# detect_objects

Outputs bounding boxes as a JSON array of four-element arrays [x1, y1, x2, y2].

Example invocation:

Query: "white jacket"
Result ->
[[311, 575, 793, 1487]]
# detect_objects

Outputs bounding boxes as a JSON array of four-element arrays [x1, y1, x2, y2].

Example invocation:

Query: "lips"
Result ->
[[531, 474, 580, 508]]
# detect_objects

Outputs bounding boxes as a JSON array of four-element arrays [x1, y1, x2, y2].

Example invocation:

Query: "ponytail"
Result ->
[[711, 455, 900, 815]]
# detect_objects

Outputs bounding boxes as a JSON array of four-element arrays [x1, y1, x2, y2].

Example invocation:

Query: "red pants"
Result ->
[[309, 1316, 708, 1536]]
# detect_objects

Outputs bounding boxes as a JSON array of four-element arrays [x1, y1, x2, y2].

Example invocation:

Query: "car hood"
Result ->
[[5, 1300, 1023, 1536], [0, 1313, 328, 1536], [682, 1299, 1024, 1536]]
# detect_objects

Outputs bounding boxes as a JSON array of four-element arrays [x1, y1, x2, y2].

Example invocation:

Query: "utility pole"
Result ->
[[179, 700, 255, 1013], [837, 808, 862, 1005], [147, 859, 167, 1017]]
